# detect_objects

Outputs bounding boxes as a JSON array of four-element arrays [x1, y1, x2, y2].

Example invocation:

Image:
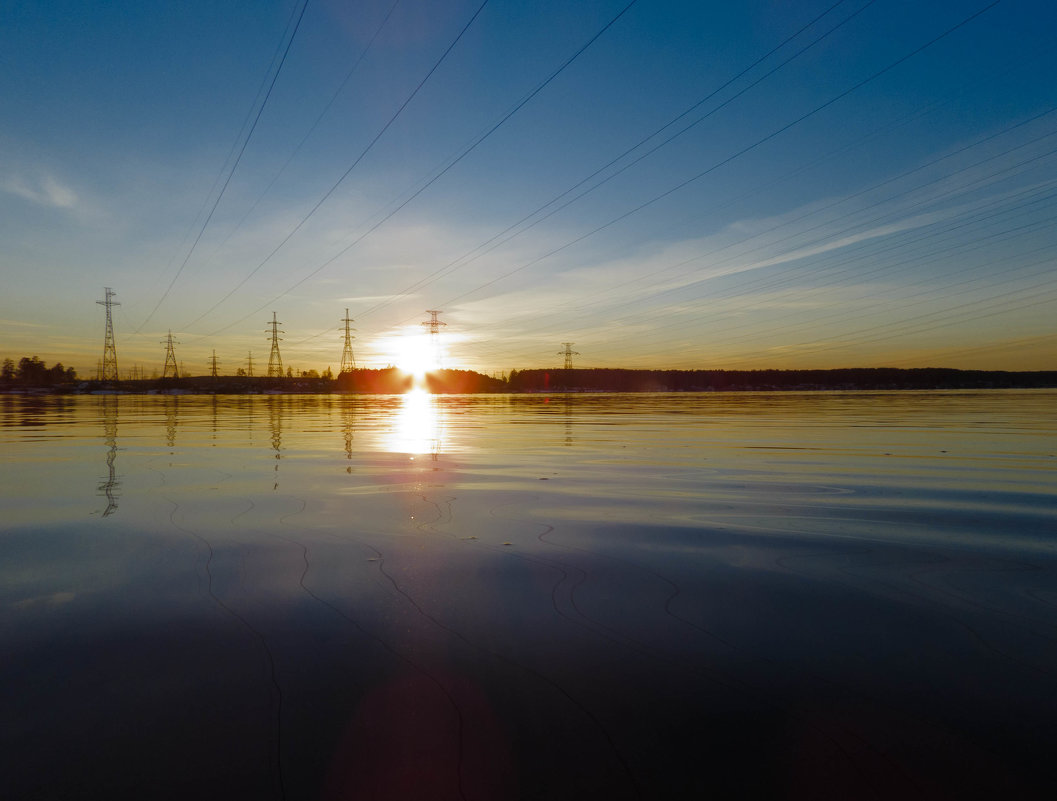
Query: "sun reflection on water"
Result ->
[[386, 389, 442, 457]]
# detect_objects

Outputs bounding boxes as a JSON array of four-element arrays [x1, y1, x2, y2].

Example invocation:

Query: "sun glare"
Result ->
[[389, 331, 439, 379], [386, 388, 442, 455]]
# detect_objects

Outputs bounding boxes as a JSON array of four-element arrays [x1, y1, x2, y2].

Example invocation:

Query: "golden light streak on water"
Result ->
[[385, 388, 442, 456]]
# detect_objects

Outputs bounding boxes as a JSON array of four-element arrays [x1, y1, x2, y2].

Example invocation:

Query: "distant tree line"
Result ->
[[1, 356, 78, 386], [506, 368, 1057, 392], [5, 360, 1055, 394]]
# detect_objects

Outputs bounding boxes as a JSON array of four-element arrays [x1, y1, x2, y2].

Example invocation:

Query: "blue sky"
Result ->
[[2, 0, 1055, 376]]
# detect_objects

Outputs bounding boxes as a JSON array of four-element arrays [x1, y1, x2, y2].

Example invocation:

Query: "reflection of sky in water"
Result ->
[[2, 391, 1057, 798]]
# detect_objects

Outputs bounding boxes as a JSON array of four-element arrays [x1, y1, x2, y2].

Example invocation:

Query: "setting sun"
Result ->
[[392, 332, 439, 378]]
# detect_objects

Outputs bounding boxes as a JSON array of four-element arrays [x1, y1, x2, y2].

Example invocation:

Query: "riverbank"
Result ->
[[2, 366, 1055, 394]]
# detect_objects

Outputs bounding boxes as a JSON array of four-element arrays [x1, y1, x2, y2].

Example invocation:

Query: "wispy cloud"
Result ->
[[3, 173, 79, 209], [336, 294, 415, 304]]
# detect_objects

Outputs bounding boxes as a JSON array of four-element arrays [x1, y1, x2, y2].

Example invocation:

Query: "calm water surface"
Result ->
[[2, 391, 1055, 799]]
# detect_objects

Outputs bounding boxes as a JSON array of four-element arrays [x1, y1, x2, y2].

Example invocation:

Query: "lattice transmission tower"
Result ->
[[422, 310, 446, 368], [246, 351, 255, 377], [96, 287, 120, 381], [209, 350, 219, 378], [266, 312, 284, 377], [558, 342, 580, 370], [161, 330, 180, 378], [339, 309, 357, 373]]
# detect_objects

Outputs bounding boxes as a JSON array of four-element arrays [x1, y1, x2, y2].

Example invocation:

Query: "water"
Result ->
[[2, 391, 1055, 799]]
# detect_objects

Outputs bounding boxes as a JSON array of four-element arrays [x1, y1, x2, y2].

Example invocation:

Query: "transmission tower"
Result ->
[[246, 351, 255, 377], [209, 350, 219, 378], [422, 310, 446, 368], [339, 309, 357, 373], [161, 330, 180, 378], [266, 312, 285, 377], [558, 342, 580, 370], [96, 287, 120, 381]]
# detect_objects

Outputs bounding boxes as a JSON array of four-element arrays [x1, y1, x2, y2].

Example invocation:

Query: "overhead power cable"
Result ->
[[520, 108, 1057, 334], [460, 112, 1057, 364], [614, 209, 1057, 358], [501, 164, 1057, 364], [347, 0, 864, 323], [715, 281, 1057, 367], [135, 0, 312, 333], [214, 0, 403, 254], [143, 0, 306, 319], [182, 0, 493, 333], [895, 332, 1057, 367], [287, 0, 861, 351], [559, 195, 1057, 366], [198, 0, 642, 340], [468, 172, 1057, 365], [560, 126, 1057, 336], [458, 45, 1056, 354], [434, 0, 1002, 312]]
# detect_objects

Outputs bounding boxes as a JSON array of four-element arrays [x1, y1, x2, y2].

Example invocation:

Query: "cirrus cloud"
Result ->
[[3, 173, 79, 209]]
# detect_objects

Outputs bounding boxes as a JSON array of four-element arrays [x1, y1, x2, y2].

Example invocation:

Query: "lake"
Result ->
[[2, 390, 1055, 799]]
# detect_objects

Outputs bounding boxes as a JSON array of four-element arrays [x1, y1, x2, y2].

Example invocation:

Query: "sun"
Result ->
[[390, 331, 438, 379]]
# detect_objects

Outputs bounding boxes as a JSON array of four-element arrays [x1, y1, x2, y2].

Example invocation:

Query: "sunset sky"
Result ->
[[2, 0, 1055, 376]]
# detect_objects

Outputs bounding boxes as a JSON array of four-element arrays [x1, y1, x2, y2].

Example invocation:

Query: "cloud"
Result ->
[[3, 173, 80, 210], [336, 294, 414, 304]]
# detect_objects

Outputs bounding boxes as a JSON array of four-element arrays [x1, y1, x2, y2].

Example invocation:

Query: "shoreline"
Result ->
[[2, 365, 1056, 395]]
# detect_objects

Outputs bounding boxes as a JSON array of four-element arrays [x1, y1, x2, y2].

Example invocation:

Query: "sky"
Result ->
[[2, 0, 1056, 377]]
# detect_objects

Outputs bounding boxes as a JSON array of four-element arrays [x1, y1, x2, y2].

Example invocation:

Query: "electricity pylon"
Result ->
[[96, 287, 120, 381], [209, 350, 219, 378], [161, 330, 179, 378], [558, 342, 580, 370], [266, 312, 284, 377], [422, 310, 446, 368], [340, 309, 357, 373], [246, 351, 255, 377]]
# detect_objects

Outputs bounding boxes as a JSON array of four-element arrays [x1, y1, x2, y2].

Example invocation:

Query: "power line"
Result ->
[[200, 0, 641, 341], [287, 0, 851, 349], [212, 0, 403, 256], [435, 0, 1004, 313], [460, 135, 1057, 366], [485, 177, 1057, 366], [713, 282, 1057, 367], [607, 218, 1057, 361], [559, 134, 1057, 347], [455, 52, 1057, 361], [517, 110, 1057, 336], [454, 33, 1055, 368], [183, 0, 492, 334], [348, 0, 865, 324], [135, 0, 312, 333], [143, 0, 307, 325], [895, 332, 1057, 367]]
